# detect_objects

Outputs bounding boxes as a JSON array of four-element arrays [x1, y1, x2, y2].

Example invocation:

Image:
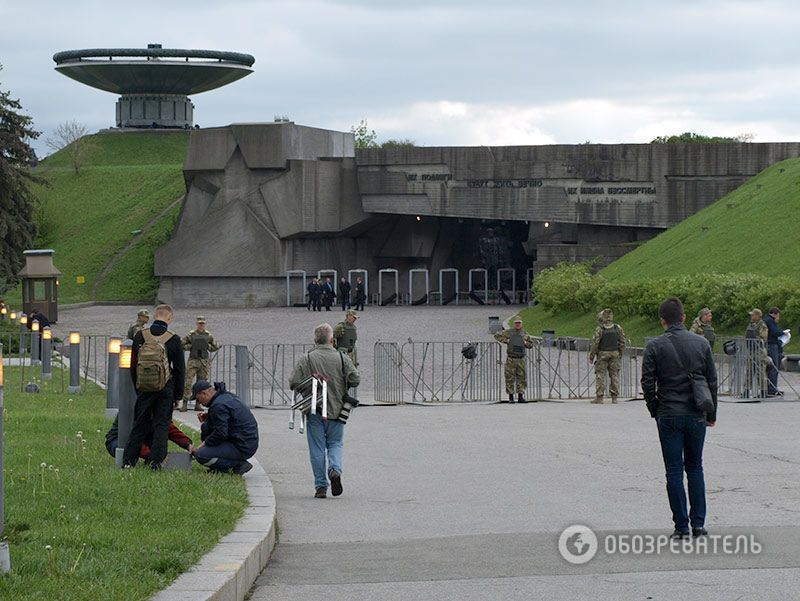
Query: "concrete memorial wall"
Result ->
[[155, 123, 800, 307]]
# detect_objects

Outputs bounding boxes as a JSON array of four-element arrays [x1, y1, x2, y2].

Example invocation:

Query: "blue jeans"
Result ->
[[767, 344, 781, 394], [306, 413, 344, 489], [195, 442, 251, 472], [657, 415, 707, 531]]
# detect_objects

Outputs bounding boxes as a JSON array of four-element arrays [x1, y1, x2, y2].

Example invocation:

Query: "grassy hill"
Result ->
[[19, 131, 189, 305], [601, 157, 800, 281], [519, 156, 800, 349]]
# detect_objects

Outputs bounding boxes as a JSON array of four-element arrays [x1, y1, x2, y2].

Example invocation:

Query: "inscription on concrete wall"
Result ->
[[565, 182, 657, 203]]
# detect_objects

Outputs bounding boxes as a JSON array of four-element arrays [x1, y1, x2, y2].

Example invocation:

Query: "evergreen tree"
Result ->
[[0, 65, 39, 292]]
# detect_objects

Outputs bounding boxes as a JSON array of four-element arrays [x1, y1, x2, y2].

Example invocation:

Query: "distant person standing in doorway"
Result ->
[[339, 277, 352, 311], [353, 277, 366, 311]]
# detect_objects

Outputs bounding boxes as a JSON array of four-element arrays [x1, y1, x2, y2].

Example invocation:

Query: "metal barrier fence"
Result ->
[[207, 343, 314, 407], [373, 337, 642, 403], [249, 343, 314, 406], [373, 341, 504, 403]]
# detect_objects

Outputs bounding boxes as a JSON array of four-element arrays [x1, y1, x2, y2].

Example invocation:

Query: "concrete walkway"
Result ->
[[249, 399, 800, 600]]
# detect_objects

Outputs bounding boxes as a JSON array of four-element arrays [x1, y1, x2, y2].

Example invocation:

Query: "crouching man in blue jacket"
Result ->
[[190, 380, 259, 475]]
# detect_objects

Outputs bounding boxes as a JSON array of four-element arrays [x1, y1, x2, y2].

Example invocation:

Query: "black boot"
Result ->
[[508, 394, 515, 403], [517, 393, 527, 404]]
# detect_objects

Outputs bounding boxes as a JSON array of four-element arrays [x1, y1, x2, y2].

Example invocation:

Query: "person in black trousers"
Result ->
[[123, 304, 185, 470], [353, 277, 366, 311], [307, 278, 322, 311], [339, 277, 352, 311], [641, 297, 718, 539], [764, 307, 784, 396], [322, 277, 336, 311]]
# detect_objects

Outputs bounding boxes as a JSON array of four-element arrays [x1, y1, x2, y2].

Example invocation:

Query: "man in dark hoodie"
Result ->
[[641, 297, 718, 540], [123, 304, 185, 469], [190, 380, 259, 475]]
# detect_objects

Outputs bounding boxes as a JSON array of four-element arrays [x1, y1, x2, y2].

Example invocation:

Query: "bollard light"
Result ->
[[0, 342, 10, 573], [19, 315, 28, 356], [0, 306, 6, 318], [115, 340, 137, 468], [105, 337, 123, 418], [9, 312, 15, 321], [119, 345, 132, 369], [67, 330, 81, 394], [108, 337, 122, 355], [41, 327, 53, 381], [30, 321, 41, 366]]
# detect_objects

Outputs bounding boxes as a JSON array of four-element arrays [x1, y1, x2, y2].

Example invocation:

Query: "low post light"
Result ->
[[18, 314, 28, 356], [0, 342, 10, 572], [68, 330, 81, 394], [106, 336, 122, 418], [30, 320, 41, 366], [115, 340, 136, 468], [41, 327, 53, 380], [9, 312, 16, 321]]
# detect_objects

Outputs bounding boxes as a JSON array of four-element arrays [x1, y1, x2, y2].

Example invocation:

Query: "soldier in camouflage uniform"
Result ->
[[743, 308, 769, 398], [689, 307, 716, 351], [333, 310, 359, 365], [181, 316, 220, 411], [589, 308, 626, 404], [127, 309, 150, 340], [494, 318, 535, 403]]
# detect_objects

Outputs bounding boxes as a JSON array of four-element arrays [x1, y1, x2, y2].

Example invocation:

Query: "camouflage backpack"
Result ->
[[136, 329, 172, 392]]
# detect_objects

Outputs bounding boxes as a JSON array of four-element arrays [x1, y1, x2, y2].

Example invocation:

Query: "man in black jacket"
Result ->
[[764, 307, 784, 396], [339, 277, 352, 311], [641, 297, 718, 539], [123, 304, 185, 469], [190, 380, 259, 474]]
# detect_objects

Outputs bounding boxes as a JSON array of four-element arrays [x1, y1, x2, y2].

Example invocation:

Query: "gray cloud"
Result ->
[[2, 0, 799, 154]]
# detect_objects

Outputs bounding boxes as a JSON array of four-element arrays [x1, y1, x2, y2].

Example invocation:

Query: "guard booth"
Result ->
[[19, 249, 62, 323]]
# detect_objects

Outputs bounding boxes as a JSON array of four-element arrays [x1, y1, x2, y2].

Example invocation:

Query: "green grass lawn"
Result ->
[[601, 157, 800, 281], [0, 366, 248, 601], [6, 131, 188, 306]]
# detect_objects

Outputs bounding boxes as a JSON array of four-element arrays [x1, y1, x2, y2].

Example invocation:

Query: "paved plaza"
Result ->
[[57, 304, 800, 599], [248, 399, 800, 600]]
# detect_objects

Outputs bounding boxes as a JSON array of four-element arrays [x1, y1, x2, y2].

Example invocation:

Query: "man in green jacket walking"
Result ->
[[290, 323, 360, 499]]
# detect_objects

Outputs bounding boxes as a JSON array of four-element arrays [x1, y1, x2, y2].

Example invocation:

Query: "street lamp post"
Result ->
[[106, 337, 122, 419], [0, 343, 11, 572], [41, 327, 53, 380], [67, 331, 81, 394]]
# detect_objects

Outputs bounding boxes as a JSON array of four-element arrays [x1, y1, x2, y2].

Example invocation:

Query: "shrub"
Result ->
[[534, 262, 800, 328]]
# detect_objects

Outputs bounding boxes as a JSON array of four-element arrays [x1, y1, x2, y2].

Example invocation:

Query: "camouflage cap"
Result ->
[[137, 309, 150, 317], [196, 315, 207, 323], [698, 307, 712, 317], [599, 308, 613, 323], [749, 308, 762, 317], [346, 310, 359, 319], [513, 318, 523, 324]]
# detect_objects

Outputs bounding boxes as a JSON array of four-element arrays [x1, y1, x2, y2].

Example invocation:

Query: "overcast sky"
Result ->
[[3, 0, 800, 156]]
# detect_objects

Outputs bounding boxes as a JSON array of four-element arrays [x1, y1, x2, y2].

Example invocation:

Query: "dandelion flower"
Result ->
[[40, 462, 47, 468], [45, 545, 52, 550]]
